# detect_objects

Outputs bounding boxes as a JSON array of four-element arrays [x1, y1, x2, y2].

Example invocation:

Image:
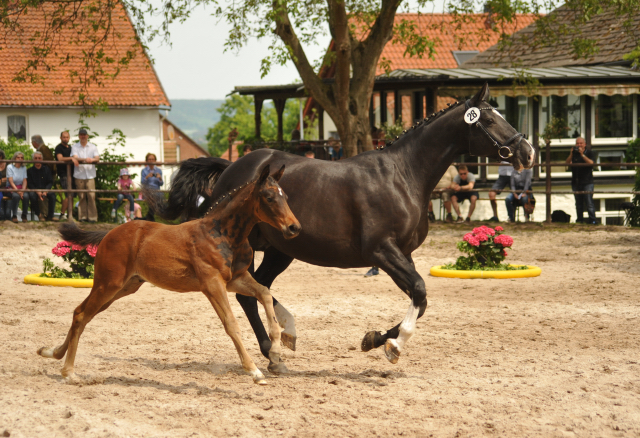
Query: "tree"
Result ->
[[206, 94, 308, 157], [2, 0, 639, 156]]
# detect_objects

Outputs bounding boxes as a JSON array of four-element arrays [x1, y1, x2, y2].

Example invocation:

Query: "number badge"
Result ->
[[464, 107, 480, 125]]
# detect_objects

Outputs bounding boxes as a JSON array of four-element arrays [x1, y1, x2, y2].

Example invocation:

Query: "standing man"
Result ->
[[71, 128, 100, 223], [451, 165, 480, 223], [31, 135, 56, 174], [141, 153, 163, 221], [27, 151, 57, 221], [565, 137, 596, 224], [488, 161, 513, 222], [55, 131, 74, 220]]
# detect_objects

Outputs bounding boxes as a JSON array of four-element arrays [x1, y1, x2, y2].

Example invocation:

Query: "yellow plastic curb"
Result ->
[[24, 273, 93, 288], [430, 264, 541, 279]]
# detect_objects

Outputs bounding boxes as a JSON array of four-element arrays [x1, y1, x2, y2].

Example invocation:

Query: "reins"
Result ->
[[464, 99, 524, 160]]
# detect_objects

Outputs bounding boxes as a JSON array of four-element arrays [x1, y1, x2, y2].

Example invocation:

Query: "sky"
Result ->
[[148, 5, 330, 101], [148, 1, 450, 101]]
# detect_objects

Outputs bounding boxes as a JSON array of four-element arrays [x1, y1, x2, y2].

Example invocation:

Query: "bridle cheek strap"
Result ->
[[465, 100, 524, 159]]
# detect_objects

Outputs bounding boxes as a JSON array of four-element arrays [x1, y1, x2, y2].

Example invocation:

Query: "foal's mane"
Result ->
[[380, 100, 464, 150]]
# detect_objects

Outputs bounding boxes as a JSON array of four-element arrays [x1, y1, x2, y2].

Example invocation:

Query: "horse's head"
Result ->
[[463, 83, 538, 171], [254, 164, 301, 239]]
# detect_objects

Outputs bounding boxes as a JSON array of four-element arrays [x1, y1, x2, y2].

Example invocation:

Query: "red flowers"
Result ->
[[52, 241, 98, 258], [494, 234, 514, 247]]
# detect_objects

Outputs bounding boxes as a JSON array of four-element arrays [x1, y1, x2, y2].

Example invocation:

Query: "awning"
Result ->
[[439, 84, 640, 97]]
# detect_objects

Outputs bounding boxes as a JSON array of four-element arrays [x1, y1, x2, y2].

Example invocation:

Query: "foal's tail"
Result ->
[[155, 156, 231, 222], [58, 222, 108, 246]]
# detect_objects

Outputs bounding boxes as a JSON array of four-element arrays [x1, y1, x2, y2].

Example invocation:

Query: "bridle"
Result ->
[[464, 100, 525, 160]]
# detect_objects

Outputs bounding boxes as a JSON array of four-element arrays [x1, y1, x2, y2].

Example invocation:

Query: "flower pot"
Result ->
[[429, 265, 541, 279]]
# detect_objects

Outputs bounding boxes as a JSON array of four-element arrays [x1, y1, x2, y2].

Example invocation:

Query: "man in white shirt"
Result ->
[[71, 129, 100, 222]]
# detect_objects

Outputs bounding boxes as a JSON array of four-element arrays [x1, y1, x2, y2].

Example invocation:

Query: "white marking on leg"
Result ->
[[250, 368, 266, 384], [395, 304, 420, 351], [39, 347, 55, 358]]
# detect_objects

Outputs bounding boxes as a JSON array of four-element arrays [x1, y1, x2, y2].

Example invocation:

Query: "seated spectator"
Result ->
[[488, 161, 513, 221], [451, 165, 480, 223], [429, 164, 458, 223], [27, 151, 57, 221], [6, 151, 29, 223], [305, 150, 315, 159], [124, 199, 142, 222], [31, 134, 56, 174], [111, 168, 137, 222], [505, 168, 533, 223], [243, 144, 252, 155], [0, 149, 7, 221]]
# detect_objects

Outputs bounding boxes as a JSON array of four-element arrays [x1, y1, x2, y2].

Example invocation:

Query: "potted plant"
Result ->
[[24, 241, 98, 287], [430, 225, 540, 279]]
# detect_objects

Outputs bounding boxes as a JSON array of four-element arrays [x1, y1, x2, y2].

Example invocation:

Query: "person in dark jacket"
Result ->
[[565, 137, 596, 224], [27, 151, 57, 221]]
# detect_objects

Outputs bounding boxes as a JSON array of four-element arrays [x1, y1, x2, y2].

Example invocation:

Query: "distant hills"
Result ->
[[166, 99, 224, 147]]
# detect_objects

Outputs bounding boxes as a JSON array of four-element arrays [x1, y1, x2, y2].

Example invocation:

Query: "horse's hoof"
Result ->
[[38, 347, 54, 358], [361, 331, 382, 352], [63, 372, 78, 383], [384, 340, 401, 364], [255, 379, 268, 385], [268, 360, 289, 375], [281, 332, 297, 351]]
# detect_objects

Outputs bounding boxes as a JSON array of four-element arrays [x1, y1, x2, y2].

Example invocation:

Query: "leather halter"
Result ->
[[465, 100, 524, 160]]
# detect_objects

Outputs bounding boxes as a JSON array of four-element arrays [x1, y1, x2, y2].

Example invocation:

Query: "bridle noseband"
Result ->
[[464, 100, 525, 160]]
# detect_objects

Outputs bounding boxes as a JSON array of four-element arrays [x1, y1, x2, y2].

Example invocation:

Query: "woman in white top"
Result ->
[[6, 151, 30, 222]]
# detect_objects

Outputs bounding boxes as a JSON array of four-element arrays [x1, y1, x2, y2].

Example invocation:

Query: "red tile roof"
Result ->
[[0, 4, 169, 107], [376, 13, 537, 74]]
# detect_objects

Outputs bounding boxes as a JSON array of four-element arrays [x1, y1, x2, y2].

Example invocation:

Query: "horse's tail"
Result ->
[[154, 156, 231, 222], [58, 222, 108, 246]]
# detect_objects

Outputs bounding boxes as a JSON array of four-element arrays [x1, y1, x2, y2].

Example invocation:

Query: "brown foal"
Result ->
[[38, 165, 301, 384]]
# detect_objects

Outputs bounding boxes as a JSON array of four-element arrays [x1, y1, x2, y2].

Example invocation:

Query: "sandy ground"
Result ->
[[1, 221, 640, 438]]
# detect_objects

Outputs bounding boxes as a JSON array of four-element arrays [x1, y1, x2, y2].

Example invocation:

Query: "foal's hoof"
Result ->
[[281, 332, 297, 351], [384, 340, 401, 364], [255, 378, 267, 385], [268, 360, 289, 375], [361, 331, 382, 352], [38, 346, 55, 358]]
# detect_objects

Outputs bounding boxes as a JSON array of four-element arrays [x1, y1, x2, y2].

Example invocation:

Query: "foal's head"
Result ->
[[254, 165, 301, 239]]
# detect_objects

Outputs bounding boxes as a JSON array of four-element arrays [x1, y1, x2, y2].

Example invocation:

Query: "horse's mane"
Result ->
[[380, 100, 464, 150], [203, 177, 261, 218]]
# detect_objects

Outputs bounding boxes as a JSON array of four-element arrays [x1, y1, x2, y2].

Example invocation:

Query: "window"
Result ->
[[452, 51, 479, 66], [492, 96, 528, 134], [540, 95, 581, 139], [596, 150, 625, 171], [595, 94, 633, 138], [8, 115, 26, 140]]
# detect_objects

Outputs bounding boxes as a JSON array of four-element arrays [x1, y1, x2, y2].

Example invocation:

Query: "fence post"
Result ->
[[545, 140, 551, 223], [66, 162, 73, 221]]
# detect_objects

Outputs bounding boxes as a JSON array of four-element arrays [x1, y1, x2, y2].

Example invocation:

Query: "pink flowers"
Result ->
[[463, 233, 480, 247], [495, 226, 504, 232], [494, 234, 514, 247], [473, 225, 495, 237], [51, 241, 98, 258]]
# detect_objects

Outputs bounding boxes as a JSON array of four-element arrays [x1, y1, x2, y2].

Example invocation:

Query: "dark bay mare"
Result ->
[[158, 84, 538, 368]]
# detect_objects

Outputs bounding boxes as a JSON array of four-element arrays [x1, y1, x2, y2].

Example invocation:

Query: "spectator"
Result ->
[[505, 168, 533, 223], [71, 128, 100, 223], [6, 151, 29, 223], [488, 161, 513, 221], [305, 150, 315, 159], [111, 168, 137, 222], [566, 137, 596, 224], [0, 149, 7, 221], [27, 151, 57, 221], [31, 134, 56, 174], [451, 165, 480, 223], [55, 131, 74, 220], [243, 144, 252, 155], [429, 165, 458, 223], [140, 152, 163, 221], [124, 200, 143, 222]]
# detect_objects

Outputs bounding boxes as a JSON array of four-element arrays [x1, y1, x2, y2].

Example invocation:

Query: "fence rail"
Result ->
[[1, 158, 638, 224]]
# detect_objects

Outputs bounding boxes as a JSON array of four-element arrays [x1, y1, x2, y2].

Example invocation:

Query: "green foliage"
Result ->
[[381, 118, 405, 141], [542, 117, 570, 144], [95, 128, 135, 222], [0, 137, 32, 160], [625, 138, 640, 227], [206, 95, 312, 157]]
